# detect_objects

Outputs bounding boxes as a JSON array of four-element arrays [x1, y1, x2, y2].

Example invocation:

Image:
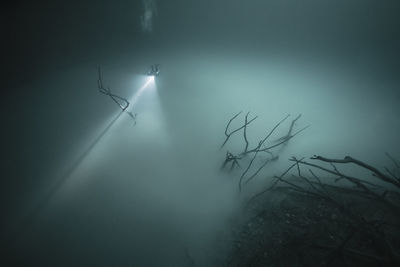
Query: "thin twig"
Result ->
[[243, 112, 250, 153], [246, 162, 298, 206], [221, 111, 258, 149], [97, 67, 137, 123], [245, 155, 279, 185], [246, 114, 290, 154], [385, 152, 400, 169]]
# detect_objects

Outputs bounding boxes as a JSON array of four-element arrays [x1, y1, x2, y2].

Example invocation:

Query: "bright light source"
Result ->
[[130, 76, 155, 105], [145, 76, 155, 86]]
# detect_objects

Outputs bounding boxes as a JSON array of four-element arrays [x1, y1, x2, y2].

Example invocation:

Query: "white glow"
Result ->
[[130, 76, 155, 105]]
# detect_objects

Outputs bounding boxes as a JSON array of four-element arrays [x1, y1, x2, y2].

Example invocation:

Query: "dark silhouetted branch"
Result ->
[[256, 125, 310, 153], [221, 112, 308, 191], [246, 153, 400, 266], [97, 67, 137, 123], [311, 155, 400, 189], [222, 151, 241, 170], [246, 161, 298, 205], [243, 112, 251, 153], [245, 155, 279, 186], [221, 111, 258, 149], [246, 114, 290, 154], [385, 152, 400, 169], [273, 114, 302, 144]]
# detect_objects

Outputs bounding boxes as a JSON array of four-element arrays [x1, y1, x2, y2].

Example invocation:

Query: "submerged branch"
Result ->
[[220, 111, 258, 149], [221, 112, 308, 192], [97, 67, 137, 124], [311, 155, 400, 189]]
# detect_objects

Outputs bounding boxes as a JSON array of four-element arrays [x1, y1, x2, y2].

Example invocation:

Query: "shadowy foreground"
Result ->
[[226, 156, 400, 267]]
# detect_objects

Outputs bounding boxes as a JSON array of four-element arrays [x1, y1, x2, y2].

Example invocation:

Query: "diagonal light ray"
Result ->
[[130, 76, 155, 106], [10, 77, 156, 243]]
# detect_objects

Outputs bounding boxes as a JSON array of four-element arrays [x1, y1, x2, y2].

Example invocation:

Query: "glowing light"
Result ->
[[130, 76, 155, 105]]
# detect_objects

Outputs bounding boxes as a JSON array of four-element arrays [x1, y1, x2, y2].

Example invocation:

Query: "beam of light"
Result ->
[[7, 111, 124, 245], [8, 77, 159, 245], [6, 76, 159, 248], [125, 75, 171, 144], [31, 76, 156, 208], [36, 76, 155, 202], [55, 77, 156, 191], [130, 76, 155, 106]]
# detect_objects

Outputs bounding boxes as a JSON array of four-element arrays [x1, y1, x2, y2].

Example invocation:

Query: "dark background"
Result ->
[[4, 0, 400, 87]]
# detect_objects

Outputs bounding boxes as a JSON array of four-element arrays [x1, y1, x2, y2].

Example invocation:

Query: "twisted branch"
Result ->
[[311, 155, 400, 189], [97, 67, 137, 123], [221, 111, 258, 149], [221, 112, 308, 191]]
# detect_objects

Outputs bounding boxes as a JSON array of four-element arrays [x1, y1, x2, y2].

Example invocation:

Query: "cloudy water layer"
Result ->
[[3, 0, 400, 266]]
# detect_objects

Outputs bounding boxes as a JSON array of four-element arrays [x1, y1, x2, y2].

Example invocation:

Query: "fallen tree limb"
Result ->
[[247, 154, 400, 265], [221, 112, 308, 191], [311, 155, 400, 188]]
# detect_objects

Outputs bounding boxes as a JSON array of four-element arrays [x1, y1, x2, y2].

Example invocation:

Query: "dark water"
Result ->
[[3, 1, 400, 266]]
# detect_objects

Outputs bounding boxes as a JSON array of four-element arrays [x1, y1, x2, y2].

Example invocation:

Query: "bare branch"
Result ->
[[246, 161, 298, 205], [220, 111, 258, 149], [222, 151, 241, 170], [244, 155, 279, 185], [311, 155, 400, 189], [239, 151, 259, 192], [97, 67, 137, 123], [296, 157, 382, 188], [385, 167, 400, 182], [273, 113, 302, 144], [245, 154, 400, 266], [257, 125, 310, 152], [293, 157, 326, 196], [291, 157, 400, 213], [247, 114, 290, 153], [243, 112, 250, 153], [221, 112, 308, 192], [385, 152, 400, 169]]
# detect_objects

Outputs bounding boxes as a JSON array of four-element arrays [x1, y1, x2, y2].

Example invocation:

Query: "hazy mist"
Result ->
[[3, 0, 400, 266]]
